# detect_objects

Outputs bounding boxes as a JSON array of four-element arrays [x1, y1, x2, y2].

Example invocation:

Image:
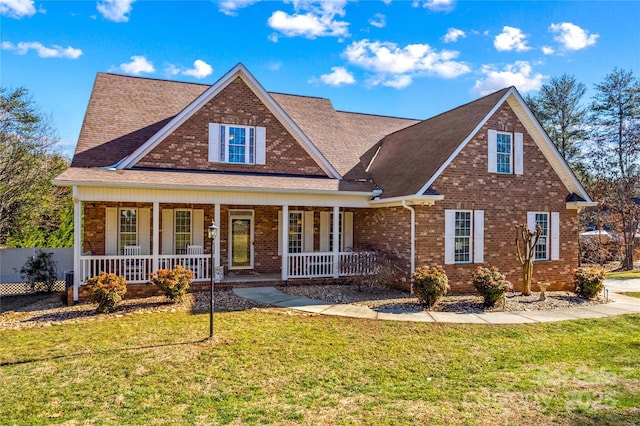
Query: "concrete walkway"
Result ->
[[233, 279, 640, 324]]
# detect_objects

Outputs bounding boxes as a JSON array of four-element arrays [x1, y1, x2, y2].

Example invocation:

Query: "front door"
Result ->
[[229, 210, 254, 269]]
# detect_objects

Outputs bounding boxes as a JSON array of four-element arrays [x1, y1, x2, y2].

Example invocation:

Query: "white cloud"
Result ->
[[182, 59, 213, 79], [0, 0, 35, 18], [315, 66, 355, 86], [443, 28, 465, 43], [541, 46, 555, 55], [494, 26, 530, 52], [549, 22, 598, 51], [343, 39, 470, 89], [2, 41, 83, 59], [267, 61, 282, 71], [472, 61, 546, 95], [369, 13, 385, 28], [118, 55, 155, 75], [412, 0, 454, 12], [267, 0, 349, 39], [218, 0, 259, 16], [96, 0, 135, 23]]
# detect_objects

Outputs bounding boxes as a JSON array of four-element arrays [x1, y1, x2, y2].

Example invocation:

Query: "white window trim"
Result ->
[[496, 131, 513, 175], [174, 209, 192, 255], [287, 210, 305, 254], [454, 210, 473, 264], [529, 211, 550, 261], [119, 208, 138, 254], [221, 124, 255, 165], [329, 212, 344, 252]]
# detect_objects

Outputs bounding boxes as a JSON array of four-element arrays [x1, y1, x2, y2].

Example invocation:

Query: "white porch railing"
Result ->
[[79, 254, 211, 284], [287, 251, 377, 279]]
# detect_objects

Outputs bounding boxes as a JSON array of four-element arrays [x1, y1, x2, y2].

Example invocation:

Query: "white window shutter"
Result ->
[[514, 132, 524, 175], [277, 210, 283, 255], [208, 123, 220, 163], [488, 129, 497, 173], [527, 212, 536, 233], [256, 126, 266, 165], [162, 209, 174, 255], [139, 208, 151, 255], [551, 212, 560, 260], [319, 212, 330, 252], [105, 207, 118, 255], [303, 211, 314, 252], [444, 210, 456, 264], [193, 209, 204, 248], [344, 212, 354, 251], [474, 210, 484, 264]]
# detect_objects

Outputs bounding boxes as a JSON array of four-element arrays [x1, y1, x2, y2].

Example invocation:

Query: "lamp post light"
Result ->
[[208, 220, 218, 339]]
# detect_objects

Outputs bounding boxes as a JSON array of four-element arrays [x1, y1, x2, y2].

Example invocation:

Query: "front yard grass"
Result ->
[[622, 292, 640, 299], [606, 270, 640, 280], [1, 310, 640, 425]]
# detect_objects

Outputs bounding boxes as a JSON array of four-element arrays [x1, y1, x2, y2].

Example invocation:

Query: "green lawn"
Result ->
[[1, 310, 640, 425], [622, 292, 640, 299], [606, 270, 640, 280]]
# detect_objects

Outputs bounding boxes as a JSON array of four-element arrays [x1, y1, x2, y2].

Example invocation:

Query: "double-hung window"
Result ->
[[534, 213, 549, 260], [175, 209, 192, 255], [288, 212, 304, 254], [328, 213, 343, 252], [496, 132, 512, 174], [119, 208, 137, 254], [454, 211, 472, 263], [445, 210, 484, 265]]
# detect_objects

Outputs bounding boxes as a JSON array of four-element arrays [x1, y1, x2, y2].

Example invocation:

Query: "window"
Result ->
[[220, 125, 254, 164], [288, 212, 303, 253], [534, 213, 549, 260], [328, 213, 343, 252], [496, 132, 512, 174], [454, 211, 472, 263], [119, 209, 137, 254], [175, 210, 192, 254]]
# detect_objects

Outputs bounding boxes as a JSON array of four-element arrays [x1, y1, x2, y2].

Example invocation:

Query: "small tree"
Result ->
[[515, 224, 542, 296], [343, 249, 403, 292], [20, 250, 57, 292]]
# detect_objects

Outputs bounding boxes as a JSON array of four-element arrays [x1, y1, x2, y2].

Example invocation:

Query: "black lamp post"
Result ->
[[208, 220, 218, 339]]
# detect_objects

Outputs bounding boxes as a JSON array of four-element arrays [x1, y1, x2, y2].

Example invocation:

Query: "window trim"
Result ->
[[453, 210, 473, 264], [328, 212, 344, 252], [496, 131, 513, 175], [220, 124, 255, 165], [174, 208, 192, 255], [533, 212, 550, 261], [118, 208, 138, 255], [287, 210, 304, 254]]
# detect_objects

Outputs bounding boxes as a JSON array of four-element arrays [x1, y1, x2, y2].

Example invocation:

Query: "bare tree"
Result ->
[[515, 224, 542, 296]]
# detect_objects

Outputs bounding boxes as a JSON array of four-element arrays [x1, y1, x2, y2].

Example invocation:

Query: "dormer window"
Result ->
[[209, 123, 266, 165]]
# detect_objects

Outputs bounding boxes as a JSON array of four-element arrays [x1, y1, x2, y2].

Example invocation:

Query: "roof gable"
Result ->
[[119, 63, 341, 178]]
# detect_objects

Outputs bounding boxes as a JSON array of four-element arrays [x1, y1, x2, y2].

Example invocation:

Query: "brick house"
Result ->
[[55, 63, 595, 302]]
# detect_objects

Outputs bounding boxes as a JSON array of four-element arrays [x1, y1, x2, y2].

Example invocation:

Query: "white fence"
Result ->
[[0, 248, 73, 283], [287, 251, 377, 279]]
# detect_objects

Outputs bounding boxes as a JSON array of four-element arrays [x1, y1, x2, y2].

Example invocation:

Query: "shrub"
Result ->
[[573, 267, 606, 299], [472, 266, 513, 308], [85, 272, 127, 313], [20, 250, 57, 293], [343, 249, 404, 292], [412, 266, 449, 308], [149, 265, 193, 303]]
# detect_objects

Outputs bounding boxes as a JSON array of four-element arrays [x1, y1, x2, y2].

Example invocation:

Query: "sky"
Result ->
[[1, 0, 639, 157]]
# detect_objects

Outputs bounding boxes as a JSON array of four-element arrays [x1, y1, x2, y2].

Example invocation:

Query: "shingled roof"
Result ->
[[367, 87, 511, 198]]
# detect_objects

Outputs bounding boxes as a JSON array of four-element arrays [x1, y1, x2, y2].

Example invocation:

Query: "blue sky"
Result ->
[[2, 0, 639, 157]]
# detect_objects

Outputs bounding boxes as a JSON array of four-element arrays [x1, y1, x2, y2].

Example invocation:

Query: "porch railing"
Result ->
[[79, 254, 211, 284], [287, 251, 377, 279]]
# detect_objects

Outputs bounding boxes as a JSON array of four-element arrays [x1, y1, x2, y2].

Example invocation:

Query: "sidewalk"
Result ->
[[234, 280, 640, 324]]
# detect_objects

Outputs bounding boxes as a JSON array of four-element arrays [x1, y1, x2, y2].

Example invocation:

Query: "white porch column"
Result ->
[[332, 206, 340, 278], [72, 186, 81, 302], [281, 205, 288, 281], [152, 201, 159, 273], [214, 203, 221, 269]]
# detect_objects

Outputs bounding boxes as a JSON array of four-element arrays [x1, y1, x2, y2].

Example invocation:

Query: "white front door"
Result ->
[[229, 210, 254, 269]]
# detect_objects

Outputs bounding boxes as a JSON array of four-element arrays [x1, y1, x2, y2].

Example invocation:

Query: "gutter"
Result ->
[[369, 194, 444, 207], [402, 200, 416, 295]]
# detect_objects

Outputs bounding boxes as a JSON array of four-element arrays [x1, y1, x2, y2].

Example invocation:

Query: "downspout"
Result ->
[[402, 200, 415, 295]]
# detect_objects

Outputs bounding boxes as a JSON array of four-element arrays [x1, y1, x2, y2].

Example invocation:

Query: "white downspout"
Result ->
[[402, 200, 415, 295], [73, 186, 81, 303]]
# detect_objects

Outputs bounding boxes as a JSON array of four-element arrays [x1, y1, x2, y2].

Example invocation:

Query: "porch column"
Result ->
[[281, 205, 288, 281], [152, 202, 159, 273], [332, 206, 340, 278], [72, 186, 81, 302], [214, 203, 220, 270]]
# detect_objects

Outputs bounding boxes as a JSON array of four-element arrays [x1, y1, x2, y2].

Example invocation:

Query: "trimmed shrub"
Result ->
[[85, 272, 127, 313], [472, 266, 513, 308], [573, 267, 605, 299], [149, 265, 193, 303], [413, 266, 449, 308]]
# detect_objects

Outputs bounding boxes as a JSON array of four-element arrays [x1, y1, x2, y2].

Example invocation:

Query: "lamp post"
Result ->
[[208, 220, 218, 339]]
